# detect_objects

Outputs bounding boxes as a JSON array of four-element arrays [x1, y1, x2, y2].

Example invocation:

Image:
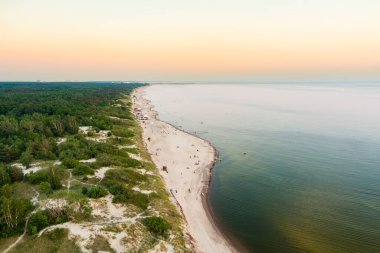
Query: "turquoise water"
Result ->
[[145, 84, 380, 253]]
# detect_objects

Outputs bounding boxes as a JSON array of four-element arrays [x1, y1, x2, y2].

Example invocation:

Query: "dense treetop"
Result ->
[[0, 82, 141, 163]]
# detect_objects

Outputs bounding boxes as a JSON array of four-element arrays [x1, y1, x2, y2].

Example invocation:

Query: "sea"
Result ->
[[144, 83, 380, 253]]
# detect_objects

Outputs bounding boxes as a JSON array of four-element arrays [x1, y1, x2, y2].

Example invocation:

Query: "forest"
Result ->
[[0, 82, 139, 163]]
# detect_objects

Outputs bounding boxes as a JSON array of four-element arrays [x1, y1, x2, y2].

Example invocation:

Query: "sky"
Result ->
[[0, 0, 379, 82]]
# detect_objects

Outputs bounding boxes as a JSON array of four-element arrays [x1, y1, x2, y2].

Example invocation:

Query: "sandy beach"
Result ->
[[132, 87, 237, 253]]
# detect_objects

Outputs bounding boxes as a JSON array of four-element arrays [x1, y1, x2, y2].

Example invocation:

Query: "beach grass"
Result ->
[[7, 229, 81, 253]]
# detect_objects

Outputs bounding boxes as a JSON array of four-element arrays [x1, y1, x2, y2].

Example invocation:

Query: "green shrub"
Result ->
[[127, 191, 150, 210], [39, 182, 52, 194], [61, 158, 80, 169], [7, 166, 23, 182], [46, 228, 65, 240], [84, 186, 108, 198], [81, 187, 88, 195], [106, 137, 134, 146], [28, 210, 69, 235], [72, 163, 93, 176], [143, 216, 170, 236], [0, 166, 11, 187], [0, 185, 13, 198], [105, 180, 125, 195], [28, 170, 49, 184], [111, 126, 134, 138], [97, 153, 141, 167], [96, 142, 129, 156], [48, 167, 62, 190], [121, 147, 139, 154], [20, 151, 33, 169], [103, 179, 149, 209], [58, 137, 97, 160], [104, 168, 147, 185], [28, 211, 49, 234]]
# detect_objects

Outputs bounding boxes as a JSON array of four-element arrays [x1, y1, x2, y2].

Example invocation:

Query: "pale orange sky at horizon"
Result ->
[[1, 0, 379, 81]]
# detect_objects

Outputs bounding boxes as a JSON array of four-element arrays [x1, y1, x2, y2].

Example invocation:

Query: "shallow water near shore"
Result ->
[[144, 83, 380, 253]]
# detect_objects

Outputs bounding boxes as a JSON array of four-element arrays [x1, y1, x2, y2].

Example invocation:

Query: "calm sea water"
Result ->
[[144, 83, 380, 253]]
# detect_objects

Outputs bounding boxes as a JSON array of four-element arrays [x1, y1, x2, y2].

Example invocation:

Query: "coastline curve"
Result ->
[[132, 86, 240, 253]]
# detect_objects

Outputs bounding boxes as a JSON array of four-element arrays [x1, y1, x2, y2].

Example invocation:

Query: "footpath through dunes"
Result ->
[[132, 87, 237, 253]]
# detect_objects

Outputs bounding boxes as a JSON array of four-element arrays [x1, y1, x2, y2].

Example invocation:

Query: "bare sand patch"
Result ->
[[12, 163, 43, 175], [88, 167, 113, 180], [56, 137, 67, 145], [80, 158, 97, 163]]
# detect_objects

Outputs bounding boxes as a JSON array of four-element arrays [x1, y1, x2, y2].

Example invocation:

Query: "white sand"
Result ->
[[132, 87, 236, 253], [128, 153, 144, 161], [88, 166, 113, 181], [56, 137, 67, 145], [79, 126, 111, 142], [89, 195, 127, 220], [40, 198, 68, 211], [79, 126, 92, 134], [132, 186, 155, 195], [80, 158, 97, 163], [137, 168, 155, 176], [12, 163, 43, 175], [86, 130, 112, 142], [54, 160, 62, 166]]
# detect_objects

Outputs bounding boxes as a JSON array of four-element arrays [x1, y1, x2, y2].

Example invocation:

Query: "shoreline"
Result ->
[[164, 108, 249, 253], [132, 86, 239, 253]]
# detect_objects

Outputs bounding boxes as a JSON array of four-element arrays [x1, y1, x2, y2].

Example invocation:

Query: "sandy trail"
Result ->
[[67, 170, 72, 192], [132, 87, 236, 253]]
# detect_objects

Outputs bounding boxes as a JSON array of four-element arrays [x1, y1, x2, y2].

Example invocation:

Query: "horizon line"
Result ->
[[1, 80, 380, 84]]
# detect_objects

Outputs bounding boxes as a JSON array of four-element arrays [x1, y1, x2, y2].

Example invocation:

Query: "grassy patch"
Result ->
[[48, 190, 87, 203], [8, 229, 81, 253], [87, 235, 115, 253], [0, 235, 19, 252], [111, 125, 135, 138], [97, 153, 141, 168], [104, 167, 147, 185], [106, 137, 134, 146], [6, 182, 36, 199]]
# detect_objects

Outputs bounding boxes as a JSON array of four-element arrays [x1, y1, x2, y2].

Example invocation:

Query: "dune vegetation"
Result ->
[[0, 82, 189, 253]]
